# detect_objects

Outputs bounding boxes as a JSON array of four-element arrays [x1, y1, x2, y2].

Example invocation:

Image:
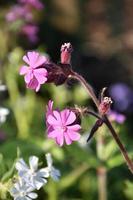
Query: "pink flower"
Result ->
[[46, 100, 81, 146], [20, 51, 48, 92], [108, 110, 126, 124], [6, 5, 33, 22], [18, 0, 44, 10], [21, 24, 39, 44]]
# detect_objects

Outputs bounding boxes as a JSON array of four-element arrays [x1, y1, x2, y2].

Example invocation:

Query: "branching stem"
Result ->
[[70, 71, 133, 174]]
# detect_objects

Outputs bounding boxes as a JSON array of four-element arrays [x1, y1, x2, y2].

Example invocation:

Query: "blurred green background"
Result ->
[[0, 0, 133, 199]]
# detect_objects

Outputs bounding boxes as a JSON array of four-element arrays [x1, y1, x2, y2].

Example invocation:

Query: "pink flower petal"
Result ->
[[24, 71, 33, 83], [46, 100, 54, 125], [53, 111, 62, 124], [64, 132, 72, 145], [67, 124, 81, 131], [47, 125, 54, 134], [60, 109, 70, 124], [34, 56, 47, 68], [46, 100, 53, 115], [67, 130, 81, 141], [56, 134, 64, 146], [26, 51, 47, 68], [34, 68, 47, 84], [27, 51, 39, 66], [65, 111, 76, 125], [19, 66, 29, 75], [48, 130, 59, 138], [26, 77, 40, 91], [23, 55, 30, 65], [47, 115, 60, 126], [22, 52, 47, 71]]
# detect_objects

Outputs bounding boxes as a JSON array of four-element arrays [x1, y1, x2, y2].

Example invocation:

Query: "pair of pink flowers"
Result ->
[[20, 49, 81, 146], [20, 52, 48, 92], [46, 101, 81, 146]]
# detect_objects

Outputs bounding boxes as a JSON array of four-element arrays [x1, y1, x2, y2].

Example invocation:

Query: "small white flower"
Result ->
[[45, 153, 61, 181], [0, 107, 9, 124], [10, 179, 38, 200], [16, 156, 49, 190]]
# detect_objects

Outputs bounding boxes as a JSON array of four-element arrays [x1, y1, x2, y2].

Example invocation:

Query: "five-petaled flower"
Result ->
[[20, 51, 48, 92], [46, 100, 81, 146], [10, 154, 61, 199], [10, 179, 38, 200], [16, 156, 49, 190]]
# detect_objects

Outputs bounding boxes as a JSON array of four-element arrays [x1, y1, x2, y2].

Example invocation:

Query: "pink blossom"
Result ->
[[6, 5, 33, 22], [21, 24, 39, 44], [108, 110, 126, 124], [20, 51, 48, 92], [18, 0, 44, 10], [46, 100, 81, 146]]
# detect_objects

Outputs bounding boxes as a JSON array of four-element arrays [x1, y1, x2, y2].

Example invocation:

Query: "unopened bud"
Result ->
[[87, 119, 103, 142], [99, 97, 113, 115], [60, 43, 73, 64]]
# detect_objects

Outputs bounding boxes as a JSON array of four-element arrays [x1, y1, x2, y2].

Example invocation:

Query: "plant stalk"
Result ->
[[71, 71, 133, 174], [70, 72, 99, 108]]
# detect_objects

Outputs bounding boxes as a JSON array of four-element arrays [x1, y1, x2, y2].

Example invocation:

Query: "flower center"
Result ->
[[56, 125, 67, 132], [29, 67, 34, 73], [20, 191, 26, 197]]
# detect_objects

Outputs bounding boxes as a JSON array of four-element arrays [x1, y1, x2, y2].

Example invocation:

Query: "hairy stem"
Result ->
[[70, 72, 99, 108], [71, 71, 133, 174]]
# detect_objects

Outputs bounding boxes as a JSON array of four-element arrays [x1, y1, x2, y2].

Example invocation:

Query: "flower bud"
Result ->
[[87, 119, 103, 142], [60, 43, 73, 64], [99, 97, 113, 115]]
